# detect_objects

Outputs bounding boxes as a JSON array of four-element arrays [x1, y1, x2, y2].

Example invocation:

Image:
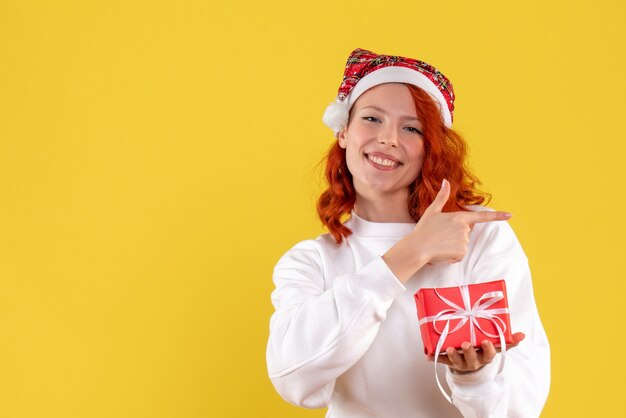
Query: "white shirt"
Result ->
[[267, 209, 550, 417]]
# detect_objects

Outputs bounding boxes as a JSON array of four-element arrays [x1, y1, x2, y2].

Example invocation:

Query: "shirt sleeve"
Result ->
[[446, 220, 551, 418], [266, 239, 406, 408]]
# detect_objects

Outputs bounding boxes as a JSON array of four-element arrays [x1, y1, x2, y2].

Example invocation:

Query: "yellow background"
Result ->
[[1, 0, 624, 416]]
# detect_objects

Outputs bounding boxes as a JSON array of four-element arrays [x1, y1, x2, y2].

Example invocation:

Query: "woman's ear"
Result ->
[[337, 128, 347, 149]]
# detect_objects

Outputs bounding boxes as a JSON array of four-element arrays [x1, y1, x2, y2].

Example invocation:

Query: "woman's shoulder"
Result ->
[[275, 232, 340, 268], [465, 204, 512, 231], [465, 205, 527, 261]]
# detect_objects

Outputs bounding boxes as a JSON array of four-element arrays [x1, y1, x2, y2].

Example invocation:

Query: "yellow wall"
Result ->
[[1, 1, 624, 416]]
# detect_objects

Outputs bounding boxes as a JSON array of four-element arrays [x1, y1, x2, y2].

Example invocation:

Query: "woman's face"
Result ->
[[338, 83, 425, 200]]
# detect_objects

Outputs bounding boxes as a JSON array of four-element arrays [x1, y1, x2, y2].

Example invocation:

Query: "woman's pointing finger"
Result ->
[[463, 210, 512, 225]]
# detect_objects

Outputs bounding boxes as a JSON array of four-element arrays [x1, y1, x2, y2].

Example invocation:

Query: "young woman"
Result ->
[[266, 48, 550, 417]]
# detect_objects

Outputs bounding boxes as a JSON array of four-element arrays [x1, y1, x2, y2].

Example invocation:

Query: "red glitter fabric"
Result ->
[[337, 48, 455, 122]]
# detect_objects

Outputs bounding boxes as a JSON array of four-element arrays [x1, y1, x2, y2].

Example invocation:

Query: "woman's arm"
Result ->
[[266, 239, 405, 408], [385, 179, 549, 416], [383, 180, 511, 283], [445, 220, 551, 418]]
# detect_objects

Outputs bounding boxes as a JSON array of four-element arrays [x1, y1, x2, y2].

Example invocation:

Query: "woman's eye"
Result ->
[[405, 127, 423, 135], [362, 116, 381, 123]]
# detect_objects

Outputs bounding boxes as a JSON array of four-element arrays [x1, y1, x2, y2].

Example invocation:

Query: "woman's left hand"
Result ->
[[427, 332, 525, 374]]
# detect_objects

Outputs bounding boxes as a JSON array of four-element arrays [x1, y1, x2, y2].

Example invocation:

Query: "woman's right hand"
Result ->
[[382, 179, 512, 282]]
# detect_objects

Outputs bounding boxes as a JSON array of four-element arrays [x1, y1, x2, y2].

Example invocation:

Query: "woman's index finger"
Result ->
[[463, 210, 512, 224]]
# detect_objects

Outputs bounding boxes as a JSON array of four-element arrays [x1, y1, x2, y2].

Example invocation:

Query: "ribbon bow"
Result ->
[[418, 285, 509, 403]]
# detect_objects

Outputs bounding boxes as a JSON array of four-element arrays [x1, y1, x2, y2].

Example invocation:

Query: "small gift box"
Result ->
[[414, 280, 513, 356]]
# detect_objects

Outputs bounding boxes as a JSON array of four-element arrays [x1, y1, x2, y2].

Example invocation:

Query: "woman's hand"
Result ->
[[427, 332, 526, 374], [414, 179, 512, 264], [382, 179, 512, 282]]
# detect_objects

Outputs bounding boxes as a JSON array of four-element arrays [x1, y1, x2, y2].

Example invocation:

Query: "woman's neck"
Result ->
[[353, 192, 414, 223]]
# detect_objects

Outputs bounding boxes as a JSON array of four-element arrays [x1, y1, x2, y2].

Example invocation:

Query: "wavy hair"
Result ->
[[316, 84, 490, 244]]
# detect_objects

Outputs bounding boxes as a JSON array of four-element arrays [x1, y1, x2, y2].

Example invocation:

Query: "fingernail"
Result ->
[[461, 342, 470, 350]]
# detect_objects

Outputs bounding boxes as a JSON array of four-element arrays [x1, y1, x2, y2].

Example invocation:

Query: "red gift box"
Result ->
[[414, 280, 513, 356]]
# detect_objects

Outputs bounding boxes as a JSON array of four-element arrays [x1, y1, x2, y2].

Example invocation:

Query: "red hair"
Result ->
[[316, 84, 490, 244]]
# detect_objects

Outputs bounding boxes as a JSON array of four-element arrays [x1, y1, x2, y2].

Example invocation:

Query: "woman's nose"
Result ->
[[378, 132, 399, 147]]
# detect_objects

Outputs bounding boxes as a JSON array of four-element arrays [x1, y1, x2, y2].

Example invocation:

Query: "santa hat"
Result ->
[[322, 48, 455, 136]]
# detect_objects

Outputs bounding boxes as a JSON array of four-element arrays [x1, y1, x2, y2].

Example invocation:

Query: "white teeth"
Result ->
[[368, 154, 398, 167]]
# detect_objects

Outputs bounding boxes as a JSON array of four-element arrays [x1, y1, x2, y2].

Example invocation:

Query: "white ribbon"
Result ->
[[418, 285, 509, 403]]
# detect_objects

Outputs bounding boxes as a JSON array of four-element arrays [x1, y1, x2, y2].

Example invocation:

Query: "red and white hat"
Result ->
[[322, 48, 455, 135]]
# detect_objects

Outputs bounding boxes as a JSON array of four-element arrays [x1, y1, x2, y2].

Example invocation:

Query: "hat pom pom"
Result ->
[[322, 99, 349, 136]]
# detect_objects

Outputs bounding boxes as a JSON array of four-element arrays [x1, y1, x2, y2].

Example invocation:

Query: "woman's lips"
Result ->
[[365, 153, 401, 170]]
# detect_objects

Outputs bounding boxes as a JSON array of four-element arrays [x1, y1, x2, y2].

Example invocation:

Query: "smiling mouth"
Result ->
[[366, 153, 401, 168]]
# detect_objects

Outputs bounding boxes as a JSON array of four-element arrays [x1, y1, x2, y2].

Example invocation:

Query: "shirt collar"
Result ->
[[345, 210, 416, 239]]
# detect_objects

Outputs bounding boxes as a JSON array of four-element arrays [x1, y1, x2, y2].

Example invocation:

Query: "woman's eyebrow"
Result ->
[[360, 105, 420, 121]]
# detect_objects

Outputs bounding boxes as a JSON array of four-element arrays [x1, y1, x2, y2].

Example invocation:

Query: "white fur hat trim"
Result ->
[[322, 66, 453, 136]]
